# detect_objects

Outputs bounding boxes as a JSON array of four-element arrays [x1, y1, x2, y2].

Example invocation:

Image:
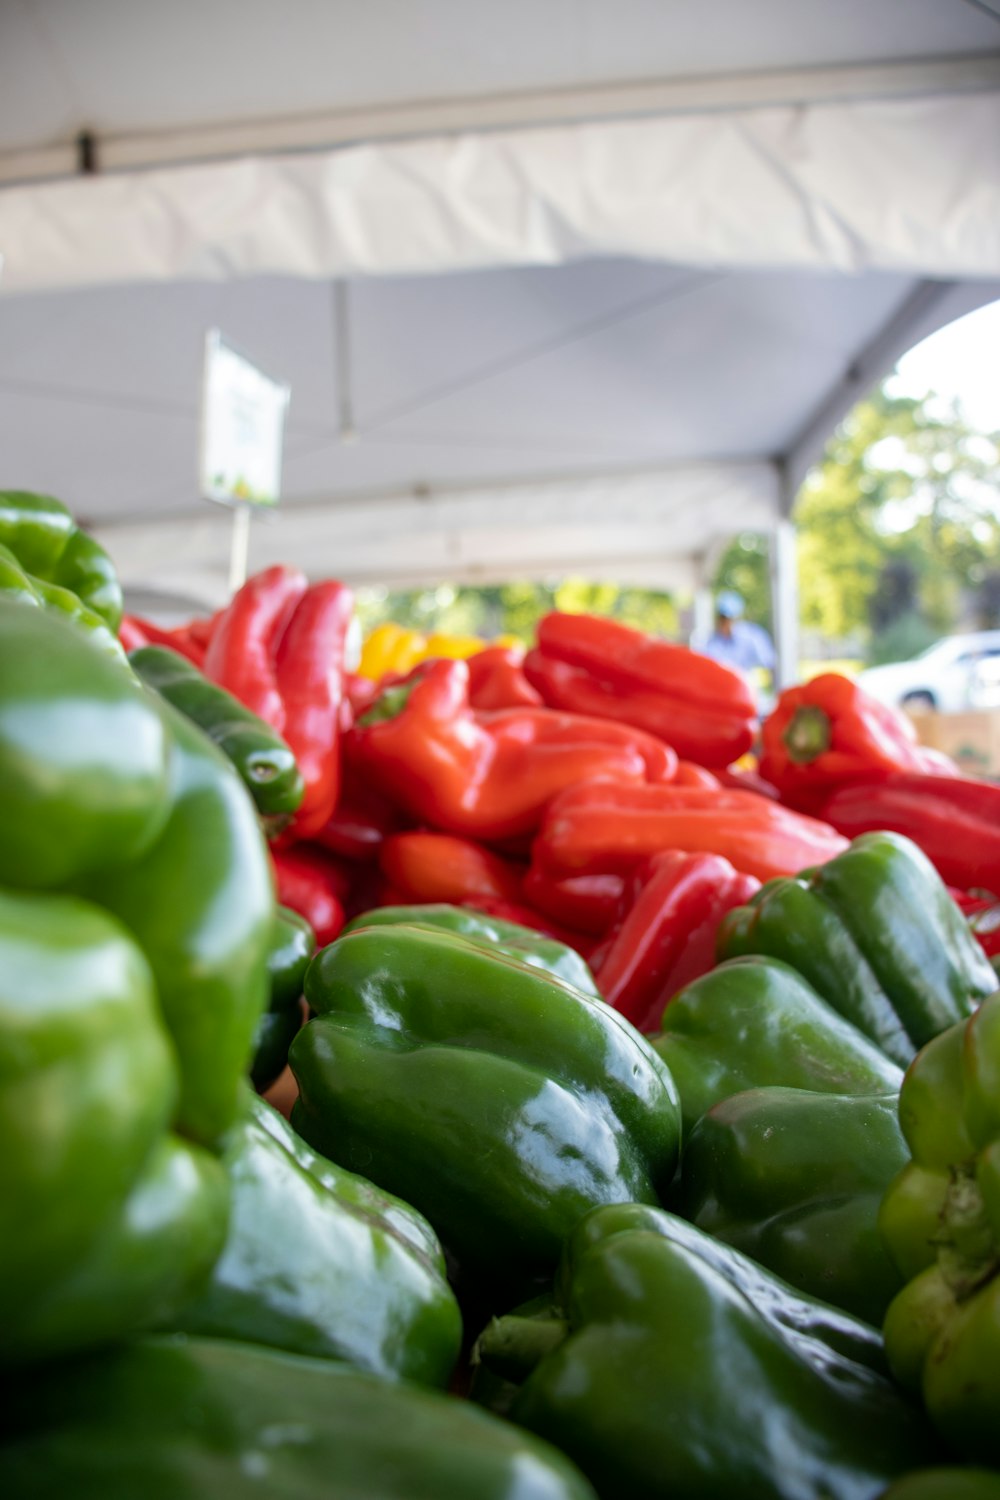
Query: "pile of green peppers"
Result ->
[[5, 493, 1000, 1500]]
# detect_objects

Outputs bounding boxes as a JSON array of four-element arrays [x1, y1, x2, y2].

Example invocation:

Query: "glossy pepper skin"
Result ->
[[815, 771, 1000, 897], [0, 1336, 596, 1500], [0, 602, 275, 1366], [0, 886, 227, 1367], [340, 902, 600, 996], [169, 1092, 462, 1387], [592, 850, 761, 1033], [0, 488, 123, 630], [378, 828, 526, 907], [653, 955, 903, 1136], [128, 644, 305, 833], [290, 925, 681, 1298], [720, 832, 997, 1069], [348, 656, 677, 843], [203, 567, 356, 840], [0, 594, 274, 1136], [477, 1203, 938, 1500], [879, 992, 1000, 1463], [671, 1087, 907, 1324], [250, 904, 316, 1092], [523, 610, 758, 767], [533, 779, 848, 884], [0, 540, 126, 659], [83, 701, 275, 1144], [270, 842, 348, 948], [758, 671, 942, 807]]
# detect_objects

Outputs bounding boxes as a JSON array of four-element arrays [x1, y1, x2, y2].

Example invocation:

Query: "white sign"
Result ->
[[200, 330, 290, 508]]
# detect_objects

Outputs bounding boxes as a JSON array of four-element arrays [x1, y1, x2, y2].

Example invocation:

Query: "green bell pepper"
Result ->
[[0, 599, 276, 1365], [718, 832, 997, 1067], [0, 1335, 596, 1500], [128, 644, 305, 832], [0, 540, 125, 659], [880, 991, 1000, 1463], [82, 699, 275, 1143], [671, 1086, 907, 1323], [653, 954, 903, 1136], [0, 596, 171, 890], [341, 901, 600, 995], [0, 488, 123, 630], [881, 1474, 1000, 1500], [0, 884, 227, 1367], [250, 904, 315, 1093], [290, 924, 681, 1298], [477, 1203, 940, 1500], [169, 1091, 462, 1386]]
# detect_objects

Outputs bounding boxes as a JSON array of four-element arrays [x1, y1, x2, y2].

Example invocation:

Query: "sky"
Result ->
[[888, 297, 1000, 433]]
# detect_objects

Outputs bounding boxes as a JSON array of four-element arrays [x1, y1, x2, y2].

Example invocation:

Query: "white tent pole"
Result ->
[[4, 55, 998, 185], [769, 509, 799, 691], [227, 505, 251, 593]]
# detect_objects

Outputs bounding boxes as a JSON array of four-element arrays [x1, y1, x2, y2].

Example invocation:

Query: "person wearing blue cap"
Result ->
[[702, 590, 776, 681]]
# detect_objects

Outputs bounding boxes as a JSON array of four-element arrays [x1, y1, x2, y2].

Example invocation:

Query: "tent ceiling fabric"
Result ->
[[0, 0, 999, 609]]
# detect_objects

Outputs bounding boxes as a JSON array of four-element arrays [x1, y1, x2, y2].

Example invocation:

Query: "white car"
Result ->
[[858, 631, 1000, 714]]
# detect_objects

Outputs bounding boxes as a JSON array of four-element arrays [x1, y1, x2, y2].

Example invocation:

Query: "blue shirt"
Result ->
[[701, 620, 776, 675]]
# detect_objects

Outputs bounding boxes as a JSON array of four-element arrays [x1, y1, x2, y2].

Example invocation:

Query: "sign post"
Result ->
[[199, 330, 290, 591]]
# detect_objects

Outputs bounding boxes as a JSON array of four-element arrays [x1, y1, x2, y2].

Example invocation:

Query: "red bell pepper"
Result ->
[[533, 780, 849, 885], [118, 613, 208, 668], [312, 766, 406, 863], [592, 850, 761, 1033], [759, 672, 950, 808], [466, 645, 544, 710], [270, 844, 350, 947], [203, 566, 309, 727], [347, 656, 677, 843], [204, 568, 356, 842], [273, 580, 355, 840], [378, 830, 526, 907], [673, 760, 722, 789], [523, 611, 757, 767], [813, 771, 1000, 897], [521, 867, 625, 937]]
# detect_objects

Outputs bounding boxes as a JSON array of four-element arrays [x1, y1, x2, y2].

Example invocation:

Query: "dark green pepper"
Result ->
[[0, 600, 276, 1366], [0, 885, 226, 1366], [0, 488, 123, 630], [478, 1203, 940, 1500], [652, 955, 903, 1136], [718, 832, 997, 1066], [671, 1086, 907, 1323], [290, 924, 681, 1298], [0, 1335, 597, 1500], [0, 540, 125, 659], [341, 901, 600, 994], [250, 905, 315, 1093], [880, 991, 1000, 1463], [128, 644, 305, 831], [881, 1474, 1000, 1500], [0, 597, 171, 890], [169, 1092, 462, 1386]]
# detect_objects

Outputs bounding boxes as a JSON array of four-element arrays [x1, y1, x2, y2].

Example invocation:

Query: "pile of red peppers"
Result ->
[[122, 577, 1000, 1020]]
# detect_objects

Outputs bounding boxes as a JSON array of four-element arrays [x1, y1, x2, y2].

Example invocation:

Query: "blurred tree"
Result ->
[[356, 386, 998, 666]]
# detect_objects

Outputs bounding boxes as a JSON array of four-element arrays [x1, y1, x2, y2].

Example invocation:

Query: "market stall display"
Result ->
[[5, 503, 1000, 1494]]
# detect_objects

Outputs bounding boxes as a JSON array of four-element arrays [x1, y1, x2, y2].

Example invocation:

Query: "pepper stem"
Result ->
[[472, 1313, 569, 1382], [782, 704, 833, 765], [939, 1163, 1000, 1301]]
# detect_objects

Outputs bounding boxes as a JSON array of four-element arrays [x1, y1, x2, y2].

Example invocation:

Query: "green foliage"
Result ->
[[792, 387, 1000, 660], [356, 576, 678, 646], [354, 381, 998, 667]]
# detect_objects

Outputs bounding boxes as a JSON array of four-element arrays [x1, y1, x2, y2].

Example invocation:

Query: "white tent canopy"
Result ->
[[1, 0, 999, 676]]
